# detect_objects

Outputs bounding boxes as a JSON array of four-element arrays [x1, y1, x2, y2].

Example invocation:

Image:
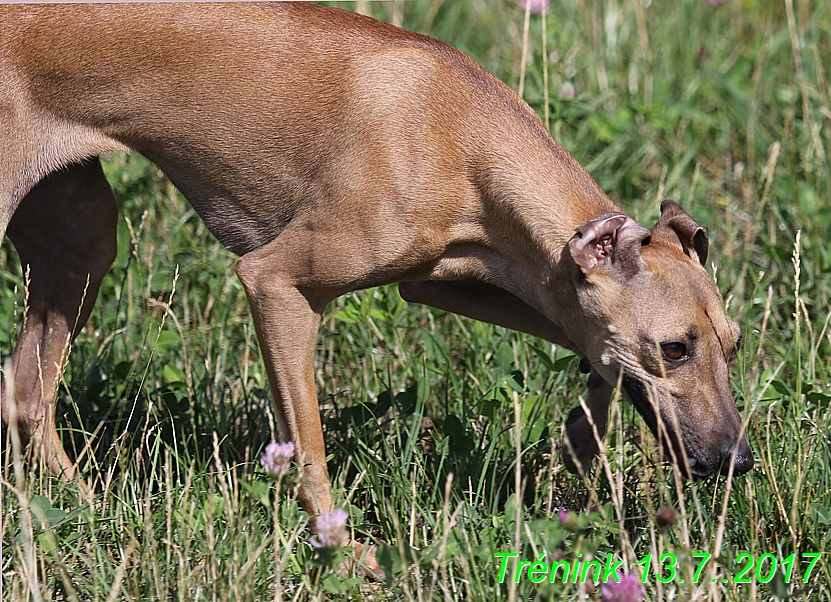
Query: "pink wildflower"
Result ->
[[260, 440, 295, 475], [520, 0, 549, 14], [310, 508, 349, 549], [600, 571, 645, 602], [558, 507, 579, 531], [559, 81, 576, 99]]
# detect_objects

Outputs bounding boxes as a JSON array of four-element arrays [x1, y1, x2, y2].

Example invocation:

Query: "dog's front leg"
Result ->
[[399, 280, 613, 474], [234, 251, 333, 517], [562, 369, 613, 475], [235, 221, 393, 578], [398, 280, 577, 350]]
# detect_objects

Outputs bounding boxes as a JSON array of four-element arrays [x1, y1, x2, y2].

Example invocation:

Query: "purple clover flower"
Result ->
[[557, 507, 579, 531], [310, 508, 349, 549], [520, 0, 550, 14], [600, 571, 645, 602], [260, 440, 295, 475]]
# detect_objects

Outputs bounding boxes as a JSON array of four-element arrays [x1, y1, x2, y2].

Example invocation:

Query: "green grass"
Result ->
[[2, 0, 830, 600]]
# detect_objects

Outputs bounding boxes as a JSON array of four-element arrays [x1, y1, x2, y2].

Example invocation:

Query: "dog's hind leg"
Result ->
[[2, 158, 118, 479]]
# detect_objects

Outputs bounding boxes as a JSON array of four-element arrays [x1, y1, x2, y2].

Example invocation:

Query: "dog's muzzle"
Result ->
[[620, 376, 753, 477]]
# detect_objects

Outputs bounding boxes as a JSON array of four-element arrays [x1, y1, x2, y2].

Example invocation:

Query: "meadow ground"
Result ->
[[2, 0, 830, 600]]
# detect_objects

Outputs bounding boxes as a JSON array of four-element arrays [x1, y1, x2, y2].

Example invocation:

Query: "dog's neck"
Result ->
[[465, 119, 620, 319]]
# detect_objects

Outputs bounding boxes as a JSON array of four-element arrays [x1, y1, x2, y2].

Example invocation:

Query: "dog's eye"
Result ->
[[661, 342, 688, 361]]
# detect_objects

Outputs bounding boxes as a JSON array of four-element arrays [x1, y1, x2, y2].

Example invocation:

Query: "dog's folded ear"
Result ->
[[650, 200, 709, 266], [569, 212, 651, 279]]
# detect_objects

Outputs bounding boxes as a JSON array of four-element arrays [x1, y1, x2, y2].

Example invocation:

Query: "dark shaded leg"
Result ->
[[562, 369, 613, 474], [2, 158, 117, 478]]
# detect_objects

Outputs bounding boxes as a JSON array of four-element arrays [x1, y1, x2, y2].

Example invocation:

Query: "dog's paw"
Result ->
[[348, 541, 386, 582]]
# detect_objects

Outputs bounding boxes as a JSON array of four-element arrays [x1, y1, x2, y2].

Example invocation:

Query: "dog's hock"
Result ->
[[569, 213, 651, 278], [651, 200, 709, 266]]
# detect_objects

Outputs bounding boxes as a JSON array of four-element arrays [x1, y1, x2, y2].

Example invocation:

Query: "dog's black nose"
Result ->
[[718, 441, 754, 475]]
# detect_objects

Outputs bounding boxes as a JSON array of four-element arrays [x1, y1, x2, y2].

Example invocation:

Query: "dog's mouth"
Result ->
[[684, 457, 712, 477], [621, 375, 712, 478], [621, 376, 658, 435]]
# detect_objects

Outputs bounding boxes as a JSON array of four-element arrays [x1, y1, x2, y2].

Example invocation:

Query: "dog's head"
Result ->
[[566, 200, 752, 477]]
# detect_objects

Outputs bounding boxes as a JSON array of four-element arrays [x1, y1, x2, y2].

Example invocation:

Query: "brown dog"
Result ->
[[1, 1, 751, 557]]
